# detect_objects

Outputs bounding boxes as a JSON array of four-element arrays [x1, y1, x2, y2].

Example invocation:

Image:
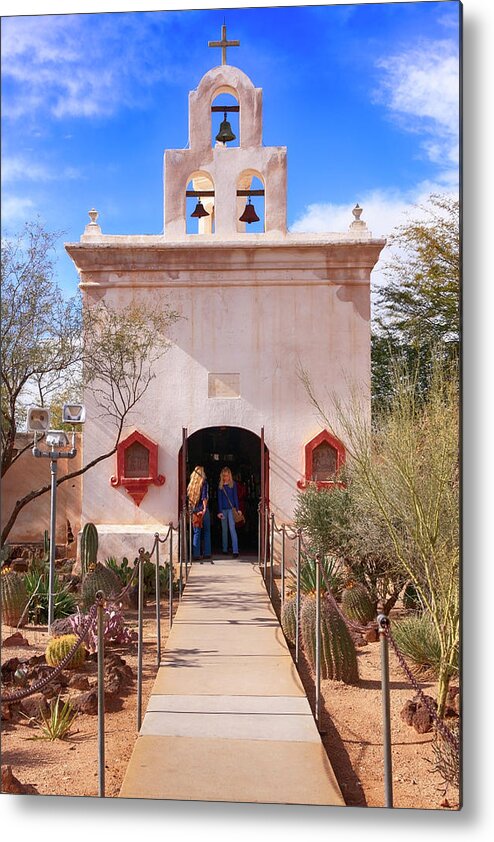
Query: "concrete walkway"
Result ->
[[119, 557, 345, 806]]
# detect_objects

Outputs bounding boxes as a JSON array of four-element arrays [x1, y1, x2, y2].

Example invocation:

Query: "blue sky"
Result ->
[[1, 1, 461, 295]]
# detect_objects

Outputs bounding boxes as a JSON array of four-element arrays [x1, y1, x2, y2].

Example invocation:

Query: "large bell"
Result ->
[[239, 197, 260, 224], [215, 112, 236, 144], [190, 198, 210, 218]]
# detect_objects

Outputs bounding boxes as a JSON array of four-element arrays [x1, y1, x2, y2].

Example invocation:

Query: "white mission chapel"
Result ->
[[65, 28, 385, 560]]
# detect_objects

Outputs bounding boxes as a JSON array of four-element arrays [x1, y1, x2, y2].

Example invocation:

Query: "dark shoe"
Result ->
[[233, 553, 239, 559], [222, 550, 229, 555], [210, 560, 214, 564]]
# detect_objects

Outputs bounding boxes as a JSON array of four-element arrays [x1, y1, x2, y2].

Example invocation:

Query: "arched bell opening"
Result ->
[[186, 171, 215, 234], [211, 89, 240, 148], [237, 171, 265, 234]]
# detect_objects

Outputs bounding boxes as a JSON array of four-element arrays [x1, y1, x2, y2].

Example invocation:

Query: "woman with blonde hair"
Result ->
[[187, 465, 212, 563], [217, 466, 240, 558]]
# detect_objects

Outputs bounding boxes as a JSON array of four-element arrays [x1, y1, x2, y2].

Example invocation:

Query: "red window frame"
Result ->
[[297, 429, 346, 490], [110, 430, 165, 506]]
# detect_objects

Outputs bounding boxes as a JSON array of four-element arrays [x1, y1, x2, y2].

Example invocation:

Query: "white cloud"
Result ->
[[1, 156, 82, 184], [1, 13, 188, 121], [374, 39, 459, 180], [1, 195, 36, 224]]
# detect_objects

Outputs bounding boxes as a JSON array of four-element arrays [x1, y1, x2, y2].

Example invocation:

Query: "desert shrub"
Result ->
[[24, 570, 77, 624], [26, 694, 77, 741], [391, 613, 458, 677], [286, 552, 345, 598]]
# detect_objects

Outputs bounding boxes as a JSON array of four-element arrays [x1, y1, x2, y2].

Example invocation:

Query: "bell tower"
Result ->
[[163, 26, 287, 238]]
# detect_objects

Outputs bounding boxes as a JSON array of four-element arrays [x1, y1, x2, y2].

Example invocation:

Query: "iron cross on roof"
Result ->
[[208, 24, 240, 66]]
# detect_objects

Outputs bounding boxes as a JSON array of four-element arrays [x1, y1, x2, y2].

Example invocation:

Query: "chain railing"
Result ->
[[1, 523, 180, 797], [259, 505, 460, 809]]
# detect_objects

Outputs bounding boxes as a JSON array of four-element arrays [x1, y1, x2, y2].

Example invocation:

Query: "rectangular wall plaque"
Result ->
[[208, 373, 240, 398]]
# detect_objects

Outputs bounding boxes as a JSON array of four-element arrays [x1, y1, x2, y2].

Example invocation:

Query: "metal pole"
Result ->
[[258, 504, 261, 571], [263, 506, 269, 585], [178, 512, 183, 600], [155, 535, 161, 666], [47, 455, 58, 630], [188, 511, 192, 574], [269, 513, 275, 599], [295, 531, 301, 665], [378, 614, 394, 807], [97, 594, 105, 798], [169, 528, 174, 630], [281, 526, 286, 607], [137, 551, 144, 731], [315, 553, 321, 728]]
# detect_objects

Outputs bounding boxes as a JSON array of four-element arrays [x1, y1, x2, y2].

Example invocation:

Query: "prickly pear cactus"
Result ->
[[301, 594, 359, 684], [0, 570, 29, 627], [80, 522, 99, 580], [281, 595, 298, 644], [45, 633, 86, 669], [341, 581, 375, 625], [81, 562, 122, 610]]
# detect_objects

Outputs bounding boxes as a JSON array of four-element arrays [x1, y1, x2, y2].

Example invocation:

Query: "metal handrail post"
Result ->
[[315, 553, 321, 729], [137, 551, 145, 732], [96, 593, 105, 798], [258, 503, 261, 572], [178, 512, 183, 600], [48, 456, 58, 630], [281, 526, 286, 607], [154, 534, 161, 666], [169, 527, 174, 630], [269, 513, 275, 599], [295, 530, 301, 664], [378, 614, 394, 807], [263, 506, 269, 585]]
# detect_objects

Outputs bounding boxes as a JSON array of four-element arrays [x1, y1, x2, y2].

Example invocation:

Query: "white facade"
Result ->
[[65, 61, 385, 561]]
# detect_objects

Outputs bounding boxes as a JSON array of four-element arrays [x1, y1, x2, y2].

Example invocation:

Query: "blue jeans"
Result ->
[[192, 509, 211, 558], [221, 509, 238, 554]]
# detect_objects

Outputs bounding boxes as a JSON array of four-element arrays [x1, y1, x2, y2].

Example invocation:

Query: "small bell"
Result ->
[[215, 112, 236, 144], [239, 197, 260, 224], [190, 198, 210, 219]]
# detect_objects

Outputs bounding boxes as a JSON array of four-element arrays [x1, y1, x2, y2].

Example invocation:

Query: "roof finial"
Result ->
[[208, 24, 240, 66]]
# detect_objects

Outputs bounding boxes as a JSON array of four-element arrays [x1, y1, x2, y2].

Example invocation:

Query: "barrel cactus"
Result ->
[[301, 594, 359, 684], [281, 595, 298, 644], [80, 522, 99, 580], [0, 570, 29, 627], [45, 634, 87, 669], [81, 562, 122, 610], [341, 581, 375, 625]]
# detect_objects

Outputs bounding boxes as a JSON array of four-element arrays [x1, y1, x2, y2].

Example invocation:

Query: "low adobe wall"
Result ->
[[1, 433, 82, 552]]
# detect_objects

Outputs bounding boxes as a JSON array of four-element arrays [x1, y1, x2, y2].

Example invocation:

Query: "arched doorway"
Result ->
[[179, 426, 269, 555]]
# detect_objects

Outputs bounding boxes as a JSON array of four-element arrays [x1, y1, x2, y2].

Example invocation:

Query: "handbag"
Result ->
[[192, 511, 204, 528], [223, 486, 245, 527]]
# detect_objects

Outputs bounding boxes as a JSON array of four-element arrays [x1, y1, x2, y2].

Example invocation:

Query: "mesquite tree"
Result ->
[[1, 222, 179, 544], [1, 221, 81, 479]]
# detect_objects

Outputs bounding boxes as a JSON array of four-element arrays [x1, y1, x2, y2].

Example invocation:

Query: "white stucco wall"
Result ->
[[65, 236, 383, 560]]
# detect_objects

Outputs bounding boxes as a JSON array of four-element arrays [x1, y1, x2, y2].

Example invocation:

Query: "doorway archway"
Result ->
[[179, 426, 268, 554]]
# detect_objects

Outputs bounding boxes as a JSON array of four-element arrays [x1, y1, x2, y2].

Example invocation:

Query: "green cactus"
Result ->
[[341, 581, 375, 625], [0, 570, 29, 627], [45, 634, 87, 669], [81, 562, 122, 610], [281, 595, 298, 644], [80, 522, 99, 580], [301, 594, 359, 684]]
